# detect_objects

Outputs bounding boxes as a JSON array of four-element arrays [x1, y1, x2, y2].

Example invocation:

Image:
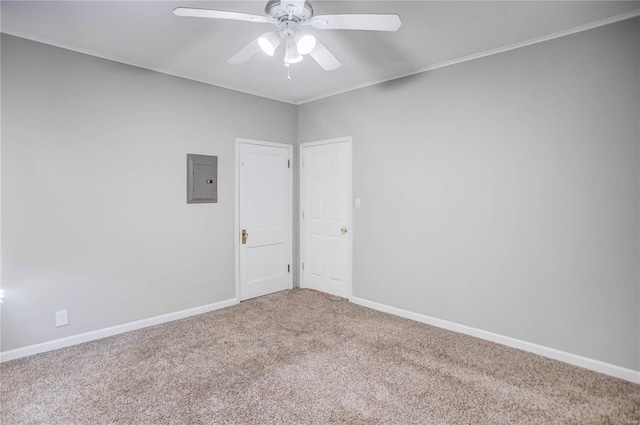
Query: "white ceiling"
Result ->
[[2, 1, 638, 104]]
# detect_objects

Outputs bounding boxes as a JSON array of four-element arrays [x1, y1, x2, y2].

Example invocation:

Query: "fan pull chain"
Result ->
[[284, 63, 292, 81]]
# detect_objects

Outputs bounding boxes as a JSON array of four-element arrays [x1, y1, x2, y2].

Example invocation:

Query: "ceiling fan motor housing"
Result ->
[[265, 0, 314, 23]]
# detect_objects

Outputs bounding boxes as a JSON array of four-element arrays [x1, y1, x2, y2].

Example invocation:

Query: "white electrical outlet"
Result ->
[[55, 309, 68, 327]]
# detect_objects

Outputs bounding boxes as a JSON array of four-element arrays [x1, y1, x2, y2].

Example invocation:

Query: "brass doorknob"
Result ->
[[341, 227, 348, 235]]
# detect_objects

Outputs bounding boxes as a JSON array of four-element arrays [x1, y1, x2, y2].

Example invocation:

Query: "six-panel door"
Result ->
[[302, 141, 351, 298]]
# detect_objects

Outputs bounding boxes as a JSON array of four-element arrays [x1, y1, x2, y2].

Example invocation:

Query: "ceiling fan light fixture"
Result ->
[[284, 35, 303, 64], [284, 48, 303, 64], [294, 32, 316, 55], [258, 32, 282, 56], [284, 37, 303, 64]]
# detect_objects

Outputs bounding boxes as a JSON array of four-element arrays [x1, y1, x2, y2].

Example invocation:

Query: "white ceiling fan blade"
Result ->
[[173, 8, 269, 23], [228, 39, 261, 64], [309, 40, 341, 71], [280, 0, 306, 15], [310, 14, 401, 31]]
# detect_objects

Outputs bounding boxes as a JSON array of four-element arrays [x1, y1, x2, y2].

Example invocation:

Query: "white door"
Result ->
[[300, 138, 352, 299], [238, 140, 292, 301]]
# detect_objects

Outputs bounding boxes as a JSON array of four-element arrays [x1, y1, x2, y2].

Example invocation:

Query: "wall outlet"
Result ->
[[55, 309, 69, 327]]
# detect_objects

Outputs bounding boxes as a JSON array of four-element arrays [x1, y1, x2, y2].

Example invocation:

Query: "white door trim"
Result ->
[[299, 136, 353, 301], [235, 138, 293, 303]]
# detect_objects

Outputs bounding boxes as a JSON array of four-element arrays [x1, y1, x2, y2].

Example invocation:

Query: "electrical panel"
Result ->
[[187, 154, 218, 203]]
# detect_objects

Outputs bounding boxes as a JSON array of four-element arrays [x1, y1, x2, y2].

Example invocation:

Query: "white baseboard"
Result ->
[[0, 298, 238, 363], [351, 296, 640, 384]]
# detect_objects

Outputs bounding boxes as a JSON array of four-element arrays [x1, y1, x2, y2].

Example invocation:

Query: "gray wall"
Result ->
[[297, 19, 640, 370], [1, 35, 296, 351], [3, 18, 639, 372]]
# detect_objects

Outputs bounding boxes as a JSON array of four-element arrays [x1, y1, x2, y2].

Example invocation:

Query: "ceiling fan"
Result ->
[[173, 1, 401, 73]]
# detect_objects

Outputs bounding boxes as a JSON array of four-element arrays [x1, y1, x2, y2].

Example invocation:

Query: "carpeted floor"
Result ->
[[1, 289, 639, 424]]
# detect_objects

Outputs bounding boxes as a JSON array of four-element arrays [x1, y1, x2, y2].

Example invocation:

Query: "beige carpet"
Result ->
[[1, 289, 638, 424]]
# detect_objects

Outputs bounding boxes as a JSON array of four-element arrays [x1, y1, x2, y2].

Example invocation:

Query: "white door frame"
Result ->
[[299, 136, 353, 301], [235, 138, 293, 303]]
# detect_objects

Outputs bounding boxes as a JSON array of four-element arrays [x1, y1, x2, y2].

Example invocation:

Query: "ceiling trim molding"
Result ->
[[295, 8, 640, 105], [0, 30, 297, 106]]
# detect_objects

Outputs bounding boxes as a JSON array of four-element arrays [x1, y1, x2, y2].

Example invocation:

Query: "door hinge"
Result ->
[[302, 158, 305, 167], [302, 211, 305, 219], [288, 159, 290, 168], [287, 264, 291, 273], [302, 263, 305, 271]]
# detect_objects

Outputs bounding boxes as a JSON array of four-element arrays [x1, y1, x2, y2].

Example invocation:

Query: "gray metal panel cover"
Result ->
[[187, 154, 218, 203]]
